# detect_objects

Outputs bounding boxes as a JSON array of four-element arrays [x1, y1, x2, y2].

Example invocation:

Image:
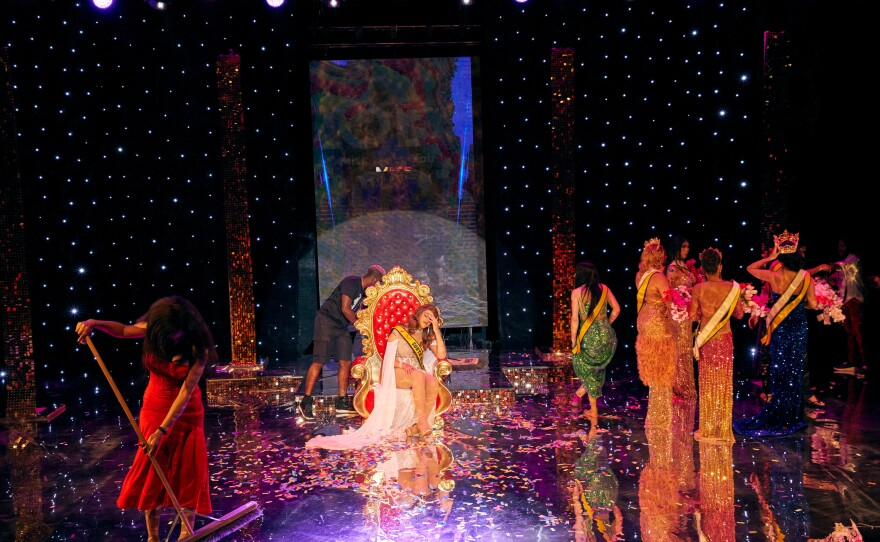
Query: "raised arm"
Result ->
[[427, 312, 447, 360], [76, 319, 146, 343], [747, 246, 779, 282]]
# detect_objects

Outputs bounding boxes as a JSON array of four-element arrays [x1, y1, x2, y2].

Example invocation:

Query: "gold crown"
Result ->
[[774, 230, 799, 254], [644, 237, 661, 249]]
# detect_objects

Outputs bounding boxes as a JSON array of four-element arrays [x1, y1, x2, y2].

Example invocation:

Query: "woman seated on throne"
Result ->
[[306, 304, 446, 450]]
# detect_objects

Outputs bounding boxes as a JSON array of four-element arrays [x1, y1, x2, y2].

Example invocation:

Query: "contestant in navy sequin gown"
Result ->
[[734, 232, 817, 438]]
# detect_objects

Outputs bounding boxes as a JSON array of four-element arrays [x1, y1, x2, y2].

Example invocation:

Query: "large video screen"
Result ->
[[310, 56, 487, 328]]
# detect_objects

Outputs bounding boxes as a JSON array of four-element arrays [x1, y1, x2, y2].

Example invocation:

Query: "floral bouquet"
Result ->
[[739, 282, 769, 318], [686, 258, 706, 283], [814, 278, 846, 325], [663, 285, 692, 323]]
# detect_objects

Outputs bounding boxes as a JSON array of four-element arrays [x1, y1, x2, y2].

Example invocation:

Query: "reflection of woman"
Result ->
[[734, 232, 817, 437], [75, 296, 216, 542], [570, 262, 620, 417], [570, 426, 623, 541], [635, 238, 676, 428], [695, 441, 734, 542], [666, 234, 701, 399], [306, 304, 446, 450], [368, 443, 454, 532]]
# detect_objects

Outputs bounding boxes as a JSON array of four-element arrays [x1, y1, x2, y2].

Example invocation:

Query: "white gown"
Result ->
[[305, 339, 438, 450]]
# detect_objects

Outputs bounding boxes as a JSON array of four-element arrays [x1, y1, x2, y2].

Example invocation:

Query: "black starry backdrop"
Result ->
[[1, 0, 871, 409]]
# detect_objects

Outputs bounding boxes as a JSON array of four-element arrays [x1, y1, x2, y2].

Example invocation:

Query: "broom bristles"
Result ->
[[181, 501, 262, 542]]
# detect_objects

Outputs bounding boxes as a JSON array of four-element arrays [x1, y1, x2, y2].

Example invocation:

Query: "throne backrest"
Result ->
[[355, 266, 434, 384]]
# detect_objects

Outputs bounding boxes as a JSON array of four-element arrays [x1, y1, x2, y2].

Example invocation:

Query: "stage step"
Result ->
[[206, 351, 575, 408]]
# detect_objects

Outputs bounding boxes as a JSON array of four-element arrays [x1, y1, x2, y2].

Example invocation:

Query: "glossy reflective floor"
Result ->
[[1, 354, 878, 542]]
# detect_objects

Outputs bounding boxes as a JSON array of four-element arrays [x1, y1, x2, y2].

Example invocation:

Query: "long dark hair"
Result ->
[[137, 296, 218, 369], [574, 262, 601, 315], [667, 234, 689, 262]]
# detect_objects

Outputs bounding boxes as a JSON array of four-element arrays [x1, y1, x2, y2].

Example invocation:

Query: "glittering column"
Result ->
[[1, 46, 38, 421], [551, 48, 576, 353], [216, 51, 257, 366], [760, 31, 790, 251]]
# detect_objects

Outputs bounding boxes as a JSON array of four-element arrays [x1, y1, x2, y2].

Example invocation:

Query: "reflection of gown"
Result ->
[[696, 442, 734, 542], [733, 291, 807, 437], [305, 340, 436, 450], [117, 354, 211, 513], [572, 298, 617, 399], [573, 438, 618, 513]]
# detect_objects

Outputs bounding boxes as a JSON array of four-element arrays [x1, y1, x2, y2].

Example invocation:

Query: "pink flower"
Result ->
[[740, 282, 769, 318], [814, 278, 845, 325], [665, 285, 692, 323]]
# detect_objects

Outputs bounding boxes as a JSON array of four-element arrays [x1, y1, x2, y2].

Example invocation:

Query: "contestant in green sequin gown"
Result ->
[[572, 300, 618, 399]]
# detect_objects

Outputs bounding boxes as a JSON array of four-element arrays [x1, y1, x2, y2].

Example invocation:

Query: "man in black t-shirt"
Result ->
[[299, 264, 386, 419]]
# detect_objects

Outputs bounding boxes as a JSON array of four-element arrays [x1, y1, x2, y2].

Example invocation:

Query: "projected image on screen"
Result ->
[[310, 56, 487, 328]]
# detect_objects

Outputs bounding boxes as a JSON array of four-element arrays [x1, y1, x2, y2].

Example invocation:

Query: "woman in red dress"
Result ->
[[76, 296, 216, 542]]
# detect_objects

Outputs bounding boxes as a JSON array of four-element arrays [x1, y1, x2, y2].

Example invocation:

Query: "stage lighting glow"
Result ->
[[266, 0, 285, 6], [329, 0, 338, 7], [93, 0, 114, 8]]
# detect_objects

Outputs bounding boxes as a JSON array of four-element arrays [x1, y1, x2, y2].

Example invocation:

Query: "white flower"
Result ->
[[814, 278, 846, 325]]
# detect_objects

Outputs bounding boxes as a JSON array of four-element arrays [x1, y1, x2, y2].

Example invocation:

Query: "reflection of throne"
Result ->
[[350, 266, 453, 425], [358, 441, 456, 531]]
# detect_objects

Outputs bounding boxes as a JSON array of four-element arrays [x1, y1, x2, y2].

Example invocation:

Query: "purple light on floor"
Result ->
[[266, 0, 285, 7], [93, 0, 113, 8]]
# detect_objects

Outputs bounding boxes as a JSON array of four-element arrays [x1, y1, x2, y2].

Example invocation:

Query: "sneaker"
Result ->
[[834, 364, 857, 374], [298, 396, 315, 420], [335, 395, 355, 415]]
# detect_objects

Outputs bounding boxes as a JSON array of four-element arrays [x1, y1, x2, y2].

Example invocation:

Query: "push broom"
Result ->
[[85, 336, 262, 542]]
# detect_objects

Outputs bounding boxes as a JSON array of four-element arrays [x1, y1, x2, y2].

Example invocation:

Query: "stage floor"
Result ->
[[1, 354, 878, 542]]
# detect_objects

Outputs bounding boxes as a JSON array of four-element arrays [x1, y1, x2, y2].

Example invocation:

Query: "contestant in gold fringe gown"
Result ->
[[635, 238, 676, 429]]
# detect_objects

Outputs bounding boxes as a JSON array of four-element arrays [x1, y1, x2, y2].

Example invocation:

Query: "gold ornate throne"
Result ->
[[350, 266, 453, 426]]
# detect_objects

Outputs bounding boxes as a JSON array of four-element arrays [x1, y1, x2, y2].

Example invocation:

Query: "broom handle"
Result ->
[[85, 336, 194, 535]]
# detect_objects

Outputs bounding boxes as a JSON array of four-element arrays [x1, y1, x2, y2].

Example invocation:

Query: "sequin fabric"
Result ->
[[667, 261, 698, 399], [571, 302, 618, 399], [733, 291, 808, 437], [635, 300, 676, 389], [697, 441, 735, 542], [694, 332, 734, 443]]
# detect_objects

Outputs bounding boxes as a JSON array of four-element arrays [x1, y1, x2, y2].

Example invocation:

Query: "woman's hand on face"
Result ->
[[429, 313, 442, 329]]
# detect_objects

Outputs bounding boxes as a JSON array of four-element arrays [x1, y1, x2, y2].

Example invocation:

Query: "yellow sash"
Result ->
[[393, 325, 425, 370], [636, 270, 658, 313], [693, 281, 740, 360], [761, 271, 810, 346], [572, 285, 608, 355]]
